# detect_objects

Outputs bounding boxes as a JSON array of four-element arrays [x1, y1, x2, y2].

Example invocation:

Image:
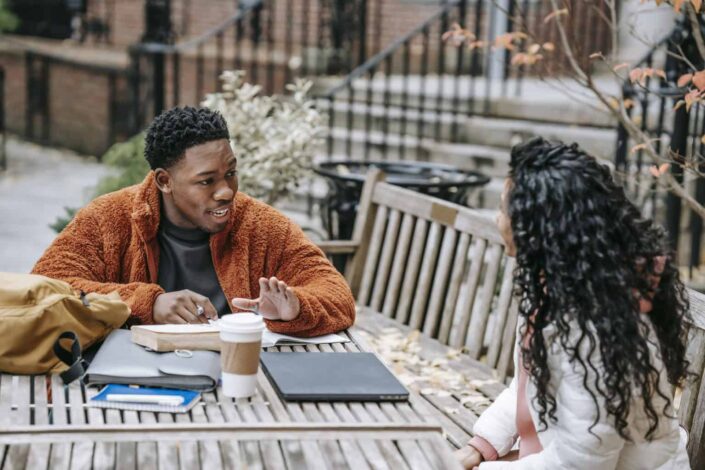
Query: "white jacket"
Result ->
[[474, 318, 690, 469]]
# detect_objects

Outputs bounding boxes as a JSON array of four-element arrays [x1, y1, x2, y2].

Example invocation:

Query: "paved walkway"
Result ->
[[0, 137, 111, 273]]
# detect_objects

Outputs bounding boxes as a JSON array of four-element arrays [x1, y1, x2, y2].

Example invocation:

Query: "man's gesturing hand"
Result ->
[[153, 290, 218, 324], [231, 277, 300, 321]]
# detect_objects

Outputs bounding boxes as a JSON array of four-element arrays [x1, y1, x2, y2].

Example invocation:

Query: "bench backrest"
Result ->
[[344, 170, 518, 381], [340, 170, 705, 468], [680, 291, 705, 469]]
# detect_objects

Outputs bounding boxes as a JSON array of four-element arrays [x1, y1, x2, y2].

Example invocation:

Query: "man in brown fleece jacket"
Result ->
[[32, 107, 355, 337]]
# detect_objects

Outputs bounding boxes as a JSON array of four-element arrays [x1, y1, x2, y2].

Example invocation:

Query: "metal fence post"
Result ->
[[0, 67, 4, 172], [152, 50, 166, 118], [665, 102, 689, 253]]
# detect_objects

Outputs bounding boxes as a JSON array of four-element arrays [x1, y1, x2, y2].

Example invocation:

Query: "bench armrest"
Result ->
[[316, 240, 359, 254]]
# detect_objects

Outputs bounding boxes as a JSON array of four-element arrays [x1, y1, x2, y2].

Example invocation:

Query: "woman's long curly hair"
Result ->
[[507, 137, 689, 440]]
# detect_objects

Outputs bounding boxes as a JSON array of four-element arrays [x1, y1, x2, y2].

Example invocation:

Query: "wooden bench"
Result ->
[[318, 169, 705, 468]]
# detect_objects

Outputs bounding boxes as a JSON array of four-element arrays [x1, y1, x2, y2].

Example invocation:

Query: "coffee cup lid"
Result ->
[[220, 313, 265, 333]]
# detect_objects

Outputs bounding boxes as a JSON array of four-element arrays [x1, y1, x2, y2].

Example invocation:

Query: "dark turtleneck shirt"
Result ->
[[156, 217, 230, 317]]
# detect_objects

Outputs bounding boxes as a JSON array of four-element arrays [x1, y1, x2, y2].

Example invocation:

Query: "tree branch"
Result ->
[[687, 3, 705, 62], [547, 0, 589, 82]]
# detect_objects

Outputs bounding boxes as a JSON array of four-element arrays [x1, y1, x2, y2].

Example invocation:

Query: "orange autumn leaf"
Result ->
[[632, 143, 648, 154], [693, 70, 705, 90], [653, 68, 667, 79], [648, 163, 670, 178], [589, 52, 603, 59], [544, 8, 568, 23], [613, 62, 630, 72], [542, 42, 555, 51], [528, 43, 541, 54], [623, 99, 635, 109], [494, 33, 517, 50], [673, 0, 685, 11], [678, 73, 694, 87], [685, 89, 703, 111], [629, 68, 643, 83], [674, 100, 686, 111], [692, 0, 702, 11]]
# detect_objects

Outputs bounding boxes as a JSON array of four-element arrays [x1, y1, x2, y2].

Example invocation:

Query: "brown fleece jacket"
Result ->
[[32, 173, 355, 336]]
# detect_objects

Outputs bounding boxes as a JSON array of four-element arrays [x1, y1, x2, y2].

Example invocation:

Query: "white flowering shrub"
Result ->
[[202, 70, 325, 205]]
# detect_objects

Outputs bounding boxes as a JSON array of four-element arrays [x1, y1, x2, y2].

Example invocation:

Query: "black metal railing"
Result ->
[[129, 0, 381, 132], [0, 67, 5, 171], [319, 0, 611, 162], [19, 48, 132, 156], [614, 19, 705, 273]]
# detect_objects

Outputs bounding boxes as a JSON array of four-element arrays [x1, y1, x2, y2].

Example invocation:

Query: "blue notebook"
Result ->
[[88, 384, 201, 413]]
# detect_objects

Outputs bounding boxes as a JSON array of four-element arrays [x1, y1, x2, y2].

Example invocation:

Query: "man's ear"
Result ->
[[154, 168, 172, 194]]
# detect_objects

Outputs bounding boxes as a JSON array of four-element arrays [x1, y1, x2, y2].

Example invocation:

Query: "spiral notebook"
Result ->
[[88, 384, 201, 413]]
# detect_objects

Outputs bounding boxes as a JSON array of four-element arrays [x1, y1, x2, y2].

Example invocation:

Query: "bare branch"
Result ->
[[547, 0, 589, 82], [687, 3, 705, 62]]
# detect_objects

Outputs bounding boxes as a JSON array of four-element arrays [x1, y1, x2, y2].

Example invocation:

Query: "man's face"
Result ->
[[155, 139, 238, 234]]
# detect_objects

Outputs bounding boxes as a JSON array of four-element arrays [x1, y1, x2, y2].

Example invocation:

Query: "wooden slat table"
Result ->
[[0, 327, 463, 470], [354, 307, 509, 449]]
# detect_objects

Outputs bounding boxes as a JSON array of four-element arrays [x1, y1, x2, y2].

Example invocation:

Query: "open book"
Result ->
[[131, 322, 350, 352]]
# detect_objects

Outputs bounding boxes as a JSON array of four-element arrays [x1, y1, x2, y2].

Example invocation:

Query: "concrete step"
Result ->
[[461, 116, 618, 160], [420, 140, 510, 178], [326, 126, 422, 161], [317, 99, 464, 143], [314, 75, 619, 128]]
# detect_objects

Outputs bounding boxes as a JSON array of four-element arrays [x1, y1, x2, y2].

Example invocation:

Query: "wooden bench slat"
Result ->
[[437, 233, 472, 345], [408, 222, 443, 330], [496, 302, 519, 383], [371, 208, 402, 312], [382, 213, 415, 318], [358, 205, 389, 306], [486, 257, 516, 369], [466, 243, 504, 359], [423, 227, 459, 337], [396, 218, 429, 325], [450, 238, 487, 349]]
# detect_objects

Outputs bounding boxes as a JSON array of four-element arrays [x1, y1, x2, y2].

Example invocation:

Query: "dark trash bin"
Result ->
[[314, 160, 491, 241]]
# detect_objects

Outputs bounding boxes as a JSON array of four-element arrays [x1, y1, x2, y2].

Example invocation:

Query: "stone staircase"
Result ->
[[277, 75, 620, 225]]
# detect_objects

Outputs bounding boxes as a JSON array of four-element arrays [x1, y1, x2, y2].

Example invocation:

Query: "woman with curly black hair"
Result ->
[[455, 137, 691, 469]]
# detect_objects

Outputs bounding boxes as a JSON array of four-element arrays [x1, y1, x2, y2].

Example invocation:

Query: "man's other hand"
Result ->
[[153, 290, 218, 324], [231, 277, 300, 321]]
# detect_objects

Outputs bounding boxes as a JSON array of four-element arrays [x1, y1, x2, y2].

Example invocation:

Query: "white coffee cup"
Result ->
[[219, 313, 265, 398]]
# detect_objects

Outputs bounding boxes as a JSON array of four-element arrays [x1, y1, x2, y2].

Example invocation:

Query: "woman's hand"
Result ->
[[454, 444, 483, 470]]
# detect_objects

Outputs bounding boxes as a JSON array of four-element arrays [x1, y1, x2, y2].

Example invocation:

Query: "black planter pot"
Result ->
[[314, 160, 490, 241]]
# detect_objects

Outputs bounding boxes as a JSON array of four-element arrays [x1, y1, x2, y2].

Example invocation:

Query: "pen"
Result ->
[[105, 394, 184, 406]]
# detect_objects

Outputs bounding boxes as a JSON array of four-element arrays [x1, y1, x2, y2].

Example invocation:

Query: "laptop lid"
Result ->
[[260, 352, 409, 402]]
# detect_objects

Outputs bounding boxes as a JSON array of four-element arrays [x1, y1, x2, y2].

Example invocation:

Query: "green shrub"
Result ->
[[51, 133, 149, 233]]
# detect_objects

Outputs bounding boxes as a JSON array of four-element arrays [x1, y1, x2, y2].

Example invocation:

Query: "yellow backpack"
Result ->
[[0, 273, 130, 375]]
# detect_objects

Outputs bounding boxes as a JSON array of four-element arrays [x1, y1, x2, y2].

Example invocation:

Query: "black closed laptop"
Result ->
[[260, 352, 409, 402]]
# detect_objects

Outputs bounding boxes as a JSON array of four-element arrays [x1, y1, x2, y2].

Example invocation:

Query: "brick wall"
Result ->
[[0, 47, 130, 156], [0, 50, 27, 138], [88, 0, 443, 51]]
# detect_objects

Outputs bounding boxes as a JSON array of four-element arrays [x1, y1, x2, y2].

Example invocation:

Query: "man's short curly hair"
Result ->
[[144, 106, 230, 170]]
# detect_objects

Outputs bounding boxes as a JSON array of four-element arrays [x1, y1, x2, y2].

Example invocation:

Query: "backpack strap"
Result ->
[[53, 331, 89, 384]]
